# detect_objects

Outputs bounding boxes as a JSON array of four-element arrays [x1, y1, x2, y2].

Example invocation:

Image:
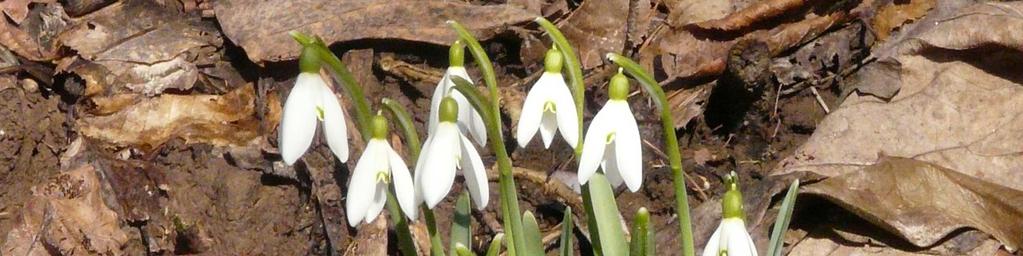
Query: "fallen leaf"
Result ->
[[214, 0, 535, 63], [694, 0, 807, 31], [0, 3, 68, 61], [770, 21, 872, 86], [343, 216, 389, 256], [2, 164, 130, 255], [871, 0, 935, 41], [1, 0, 55, 24], [665, 0, 734, 27], [666, 83, 711, 128], [758, 11, 850, 57], [78, 86, 261, 151], [60, 0, 222, 96], [803, 157, 1023, 251]]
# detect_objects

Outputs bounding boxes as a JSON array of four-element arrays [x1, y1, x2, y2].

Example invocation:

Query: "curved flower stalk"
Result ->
[[279, 45, 349, 165], [414, 96, 490, 214], [346, 114, 416, 226], [516, 47, 579, 149], [430, 40, 488, 146], [578, 70, 644, 192], [703, 173, 757, 256]]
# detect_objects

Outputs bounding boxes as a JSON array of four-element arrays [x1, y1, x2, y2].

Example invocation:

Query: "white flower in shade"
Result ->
[[517, 48, 579, 149], [703, 174, 757, 256], [577, 71, 643, 192], [279, 48, 348, 165], [412, 97, 489, 217], [346, 115, 416, 226], [428, 40, 487, 146]]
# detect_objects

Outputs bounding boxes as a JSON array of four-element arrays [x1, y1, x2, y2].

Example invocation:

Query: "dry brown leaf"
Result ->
[[803, 157, 1023, 251], [78, 86, 261, 151], [695, 0, 806, 31], [343, 216, 389, 256], [640, 26, 732, 81], [2, 164, 130, 255], [0, 3, 67, 61], [665, 0, 734, 27], [871, 0, 935, 41], [214, 0, 535, 63], [759, 12, 850, 56], [549, 0, 629, 69], [666, 83, 711, 128], [1, 0, 55, 24], [60, 0, 221, 96]]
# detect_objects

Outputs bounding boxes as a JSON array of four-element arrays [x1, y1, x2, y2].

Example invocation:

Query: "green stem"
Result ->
[[386, 184, 419, 256], [534, 17, 585, 155], [607, 53, 694, 256], [448, 20, 526, 255], [381, 98, 446, 256]]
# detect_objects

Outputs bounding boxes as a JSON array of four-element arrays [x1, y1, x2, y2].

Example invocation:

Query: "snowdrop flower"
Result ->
[[516, 47, 579, 149], [413, 97, 488, 216], [703, 173, 757, 256], [577, 70, 643, 192], [429, 40, 488, 146], [279, 46, 348, 165], [346, 114, 416, 226]]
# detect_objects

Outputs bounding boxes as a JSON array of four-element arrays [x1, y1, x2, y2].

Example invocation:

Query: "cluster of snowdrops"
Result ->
[[278, 19, 798, 256]]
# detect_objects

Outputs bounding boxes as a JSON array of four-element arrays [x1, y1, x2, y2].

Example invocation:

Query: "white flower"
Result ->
[[703, 218, 758, 256], [517, 48, 579, 149], [346, 137, 416, 227], [412, 97, 489, 217], [429, 66, 488, 146], [703, 174, 757, 256], [577, 72, 643, 192], [279, 71, 349, 165]]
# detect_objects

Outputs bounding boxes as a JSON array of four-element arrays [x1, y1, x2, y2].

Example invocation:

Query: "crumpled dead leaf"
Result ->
[[774, 1, 1023, 252], [78, 86, 261, 151], [694, 0, 807, 31], [1, 0, 55, 24], [871, 0, 935, 41], [0, 3, 68, 61], [804, 157, 1023, 251], [60, 0, 222, 96], [214, 0, 535, 63], [557, 0, 628, 69], [2, 164, 130, 255]]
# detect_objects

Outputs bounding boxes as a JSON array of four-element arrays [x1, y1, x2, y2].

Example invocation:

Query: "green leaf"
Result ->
[[455, 243, 476, 256], [767, 179, 800, 256], [588, 173, 629, 256], [451, 192, 473, 256], [559, 207, 574, 256], [381, 98, 421, 162], [485, 233, 505, 256], [629, 207, 653, 256], [582, 187, 604, 256], [522, 211, 545, 256]]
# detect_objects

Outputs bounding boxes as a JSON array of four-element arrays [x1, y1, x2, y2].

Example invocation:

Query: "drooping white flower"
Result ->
[[279, 47, 348, 165], [412, 96, 489, 217], [428, 40, 487, 146], [703, 173, 757, 256], [517, 48, 579, 149], [346, 115, 416, 226], [578, 71, 643, 192]]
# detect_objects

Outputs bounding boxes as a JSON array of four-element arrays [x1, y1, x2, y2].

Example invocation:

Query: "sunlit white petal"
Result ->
[[428, 72, 450, 135], [346, 141, 384, 226], [602, 145, 625, 188], [702, 223, 724, 256], [609, 101, 642, 192], [516, 78, 550, 147], [364, 182, 388, 226], [320, 83, 350, 162], [279, 73, 322, 165], [387, 146, 416, 219], [549, 76, 579, 148], [420, 122, 461, 208], [724, 219, 756, 256], [459, 134, 489, 209], [446, 67, 488, 145], [412, 135, 435, 216], [539, 111, 558, 148], [578, 103, 616, 185]]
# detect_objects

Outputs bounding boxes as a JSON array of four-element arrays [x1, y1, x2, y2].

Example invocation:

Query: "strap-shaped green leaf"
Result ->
[[522, 211, 545, 256], [767, 179, 800, 256], [485, 233, 505, 256], [451, 192, 473, 256], [629, 207, 653, 256], [589, 173, 629, 256], [559, 207, 574, 256]]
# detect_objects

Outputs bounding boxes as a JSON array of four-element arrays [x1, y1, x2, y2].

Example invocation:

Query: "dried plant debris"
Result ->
[[871, 0, 935, 41], [1, 0, 56, 24], [0, 3, 68, 61], [2, 164, 131, 255], [558, 0, 629, 69], [78, 86, 261, 151], [804, 157, 1023, 251], [60, 0, 222, 96], [214, 0, 535, 63], [695, 0, 807, 31]]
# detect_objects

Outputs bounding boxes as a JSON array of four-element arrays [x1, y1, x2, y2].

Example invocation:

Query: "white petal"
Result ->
[[702, 222, 725, 256], [465, 104, 488, 146], [429, 69, 458, 134], [609, 101, 643, 192], [320, 83, 350, 162], [387, 146, 416, 220], [412, 135, 435, 214], [421, 123, 461, 208], [459, 134, 489, 209], [745, 228, 759, 256], [346, 141, 383, 226], [515, 77, 551, 147], [548, 75, 579, 149], [724, 218, 755, 256], [602, 144, 625, 189], [578, 103, 615, 185], [279, 73, 322, 165], [364, 181, 389, 226], [539, 111, 558, 149]]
